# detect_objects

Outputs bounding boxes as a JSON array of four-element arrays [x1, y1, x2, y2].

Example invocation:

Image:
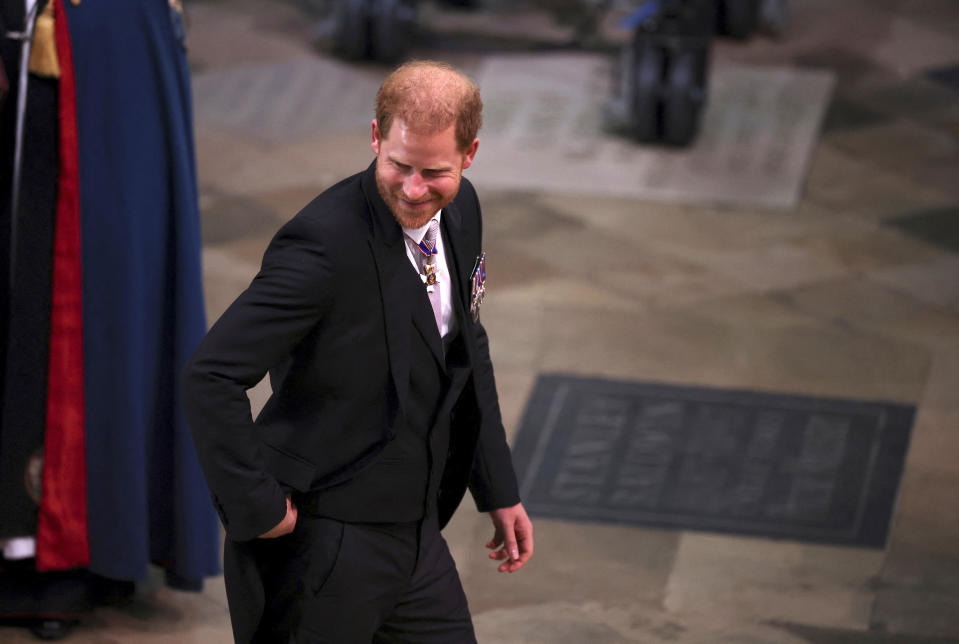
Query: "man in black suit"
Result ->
[[182, 60, 533, 643]]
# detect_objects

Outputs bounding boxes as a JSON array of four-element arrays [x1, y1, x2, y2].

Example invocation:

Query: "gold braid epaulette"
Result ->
[[28, 1, 60, 79]]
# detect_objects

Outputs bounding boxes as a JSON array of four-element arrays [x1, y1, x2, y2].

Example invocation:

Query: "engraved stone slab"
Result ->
[[470, 53, 835, 210], [512, 375, 914, 547]]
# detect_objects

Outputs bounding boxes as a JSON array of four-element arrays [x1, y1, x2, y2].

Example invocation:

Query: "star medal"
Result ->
[[469, 252, 487, 322], [416, 237, 439, 293], [424, 261, 438, 292]]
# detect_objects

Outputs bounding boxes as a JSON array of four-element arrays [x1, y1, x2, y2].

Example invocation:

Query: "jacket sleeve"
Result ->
[[461, 184, 521, 512], [181, 214, 333, 541], [468, 320, 521, 511]]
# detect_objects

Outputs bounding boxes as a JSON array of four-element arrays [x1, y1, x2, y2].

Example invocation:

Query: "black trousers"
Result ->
[[224, 515, 476, 644]]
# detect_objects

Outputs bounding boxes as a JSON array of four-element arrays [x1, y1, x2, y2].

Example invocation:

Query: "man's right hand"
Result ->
[[258, 496, 298, 538]]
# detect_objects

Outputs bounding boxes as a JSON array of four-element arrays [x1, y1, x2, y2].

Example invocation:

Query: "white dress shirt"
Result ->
[[402, 212, 457, 339]]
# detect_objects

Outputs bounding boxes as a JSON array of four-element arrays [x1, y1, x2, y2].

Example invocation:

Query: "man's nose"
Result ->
[[402, 173, 428, 201]]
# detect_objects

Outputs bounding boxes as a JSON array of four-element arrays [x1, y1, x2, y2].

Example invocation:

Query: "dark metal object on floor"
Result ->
[[716, 0, 787, 38], [604, 0, 712, 146], [369, 0, 418, 62], [604, 0, 787, 147], [325, 0, 418, 63], [715, 0, 757, 38]]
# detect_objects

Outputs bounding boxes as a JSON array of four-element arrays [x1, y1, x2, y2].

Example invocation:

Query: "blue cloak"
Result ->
[[63, 0, 219, 587]]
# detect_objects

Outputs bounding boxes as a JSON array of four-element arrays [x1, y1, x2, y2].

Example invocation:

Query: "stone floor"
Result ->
[[5, 0, 959, 641]]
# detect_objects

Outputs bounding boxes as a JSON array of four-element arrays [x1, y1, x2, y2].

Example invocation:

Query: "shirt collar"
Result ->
[[401, 210, 443, 245]]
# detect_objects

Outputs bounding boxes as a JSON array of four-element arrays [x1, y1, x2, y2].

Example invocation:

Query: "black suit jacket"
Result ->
[[182, 162, 520, 542]]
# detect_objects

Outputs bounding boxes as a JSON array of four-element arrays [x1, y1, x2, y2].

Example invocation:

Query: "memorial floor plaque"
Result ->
[[512, 375, 914, 547], [471, 54, 835, 210]]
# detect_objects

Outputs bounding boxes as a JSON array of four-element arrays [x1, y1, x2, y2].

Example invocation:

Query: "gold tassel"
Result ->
[[28, 2, 61, 79]]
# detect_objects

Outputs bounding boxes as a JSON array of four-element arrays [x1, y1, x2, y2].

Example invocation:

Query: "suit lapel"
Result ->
[[362, 165, 445, 414], [363, 166, 413, 415], [442, 197, 481, 368], [440, 201, 472, 316], [442, 203, 476, 344]]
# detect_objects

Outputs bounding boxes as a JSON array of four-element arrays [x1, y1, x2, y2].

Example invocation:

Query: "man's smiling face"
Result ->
[[372, 117, 479, 229]]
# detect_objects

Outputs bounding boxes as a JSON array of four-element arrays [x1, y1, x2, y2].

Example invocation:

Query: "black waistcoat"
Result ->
[[294, 257, 469, 523]]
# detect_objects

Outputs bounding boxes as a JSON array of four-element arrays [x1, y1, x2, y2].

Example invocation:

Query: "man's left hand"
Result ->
[[486, 502, 533, 573]]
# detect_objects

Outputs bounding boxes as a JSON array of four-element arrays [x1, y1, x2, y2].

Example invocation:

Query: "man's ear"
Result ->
[[371, 119, 381, 156], [461, 138, 480, 170]]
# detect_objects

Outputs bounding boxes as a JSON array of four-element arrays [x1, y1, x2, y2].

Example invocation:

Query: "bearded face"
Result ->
[[371, 118, 478, 229]]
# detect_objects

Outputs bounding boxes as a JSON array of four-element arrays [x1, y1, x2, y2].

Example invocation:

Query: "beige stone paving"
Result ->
[[184, 0, 315, 72], [871, 256, 959, 313], [801, 143, 954, 220], [663, 533, 885, 631], [826, 120, 959, 198], [473, 600, 813, 643]]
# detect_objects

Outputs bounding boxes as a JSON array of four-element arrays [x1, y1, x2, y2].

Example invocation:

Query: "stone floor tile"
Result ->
[[193, 56, 382, 144], [826, 120, 959, 198], [849, 77, 959, 122], [200, 246, 261, 322], [597, 267, 750, 310], [871, 587, 959, 640], [880, 545, 959, 595], [481, 298, 552, 372], [473, 599, 811, 644], [867, 15, 959, 80], [245, 184, 331, 222], [490, 368, 539, 444], [869, 255, 959, 312], [820, 94, 892, 133], [777, 620, 959, 643], [783, 275, 940, 327], [663, 533, 884, 631], [185, 0, 315, 73], [200, 191, 285, 246], [462, 518, 679, 613], [481, 245, 560, 291], [900, 409, 959, 485], [196, 128, 371, 197], [194, 124, 277, 194], [535, 193, 819, 252], [704, 241, 847, 294], [803, 143, 952, 219], [495, 225, 661, 281], [713, 0, 958, 79], [887, 469, 959, 557], [495, 277, 646, 314], [884, 206, 959, 255], [793, 226, 947, 272], [915, 346, 959, 412], [873, 541, 959, 638], [748, 0, 959, 81], [680, 291, 823, 330], [892, 0, 959, 40], [481, 191, 586, 243], [865, 307, 959, 349], [537, 307, 931, 402]]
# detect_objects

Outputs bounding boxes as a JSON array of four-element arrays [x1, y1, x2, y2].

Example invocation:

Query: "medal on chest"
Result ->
[[470, 252, 487, 322], [416, 239, 439, 293]]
